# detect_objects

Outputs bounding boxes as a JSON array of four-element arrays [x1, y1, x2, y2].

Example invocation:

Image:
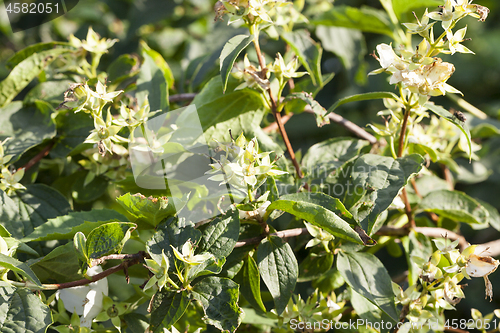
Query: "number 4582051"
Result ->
[[5, 2, 59, 14]]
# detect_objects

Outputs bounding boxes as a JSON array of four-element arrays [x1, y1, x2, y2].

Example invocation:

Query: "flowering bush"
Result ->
[[1, 0, 500, 332]]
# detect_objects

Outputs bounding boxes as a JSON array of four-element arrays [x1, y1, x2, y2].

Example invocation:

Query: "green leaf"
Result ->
[[150, 290, 190, 333], [425, 102, 472, 159], [140, 40, 175, 89], [74, 232, 87, 262], [257, 236, 298, 315], [348, 154, 424, 235], [478, 199, 500, 232], [0, 102, 56, 161], [312, 6, 394, 37], [0, 48, 74, 108], [198, 209, 240, 259], [281, 192, 353, 218], [146, 217, 201, 269], [51, 111, 94, 158], [22, 209, 127, 242], [283, 92, 329, 127], [29, 243, 83, 283], [302, 137, 371, 180], [136, 49, 169, 112], [418, 190, 489, 225], [234, 256, 266, 313], [192, 276, 243, 332], [265, 194, 363, 244], [124, 314, 149, 333], [0, 254, 41, 286], [0, 185, 70, 239], [316, 26, 366, 72], [85, 222, 137, 261], [392, 0, 444, 20], [0, 285, 52, 332], [116, 193, 179, 228], [6, 42, 76, 69], [192, 77, 268, 142], [219, 35, 254, 93], [298, 252, 334, 282], [350, 287, 393, 333], [107, 54, 141, 86], [408, 142, 438, 162], [337, 251, 399, 322], [187, 257, 226, 281], [281, 30, 323, 87], [327, 91, 399, 115]]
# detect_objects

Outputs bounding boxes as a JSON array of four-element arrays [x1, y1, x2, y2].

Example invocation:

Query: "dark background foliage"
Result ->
[[1, 0, 499, 323]]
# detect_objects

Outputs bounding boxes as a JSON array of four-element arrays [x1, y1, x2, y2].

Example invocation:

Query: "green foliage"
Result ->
[[337, 251, 399, 322], [257, 236, 298, 315], [85, 222, 136, 261], [219, 35, 254, 93], [0, 0, 499, 331], [0, 284, 53, 332]]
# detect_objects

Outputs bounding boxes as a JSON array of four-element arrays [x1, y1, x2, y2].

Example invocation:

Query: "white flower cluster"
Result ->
[[206, 133, 287, 190], [370, 0, 488, 104]]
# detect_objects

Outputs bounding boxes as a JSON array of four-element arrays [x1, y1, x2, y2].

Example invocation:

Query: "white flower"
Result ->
[[445, 27, 474, 55], [464, 246, 499, 301], [239, 201, 271, 220], [171, 241, 215, 266], [90, 81, 123, 103], [369, 43, 409, 85], [56, 265, 109, 328]]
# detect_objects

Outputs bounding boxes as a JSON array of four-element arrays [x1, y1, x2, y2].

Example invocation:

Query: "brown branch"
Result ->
[[234, 227, 308, 247], [51, 252, 145, 290], [377, 226, 468, 251], [262, 113, 293, 133], [397, 105, 415, 227], [19, 141, 55, 172], [169, 93, 197, 103], [252, 37, 304, 180], [442, 164, 454, 190], [90, 252, 147, 266], [304, 107, 378, 145], [477, 239, 500, 257], [401, 188, 415, 228]]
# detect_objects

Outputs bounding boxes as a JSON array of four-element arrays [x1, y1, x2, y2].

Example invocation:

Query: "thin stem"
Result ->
[[18, 141, 55, 172], [91, 53, 102, 78], [397, 100, 415, 227], [377, 226, 468, 251], [247, 184, 254, 202], [169, 93, 198, 103], [251, 28, 304, 179], [398, 104, 411, 157], [9, 252, 145, 290], [234, 227, 308, 247]]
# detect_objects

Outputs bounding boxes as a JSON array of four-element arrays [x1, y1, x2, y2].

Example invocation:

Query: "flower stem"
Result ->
[[398, 99, 415, 227], [251, 27, 304, 180]]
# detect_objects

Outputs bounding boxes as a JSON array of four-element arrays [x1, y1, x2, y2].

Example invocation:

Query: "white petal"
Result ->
[[376, 44, 396, 68]]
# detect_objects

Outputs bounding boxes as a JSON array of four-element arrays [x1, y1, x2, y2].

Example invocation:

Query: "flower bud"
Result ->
[[430, 252, 441, 265], [457, 256, 468, 267], [107, 305, 119, 318]]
